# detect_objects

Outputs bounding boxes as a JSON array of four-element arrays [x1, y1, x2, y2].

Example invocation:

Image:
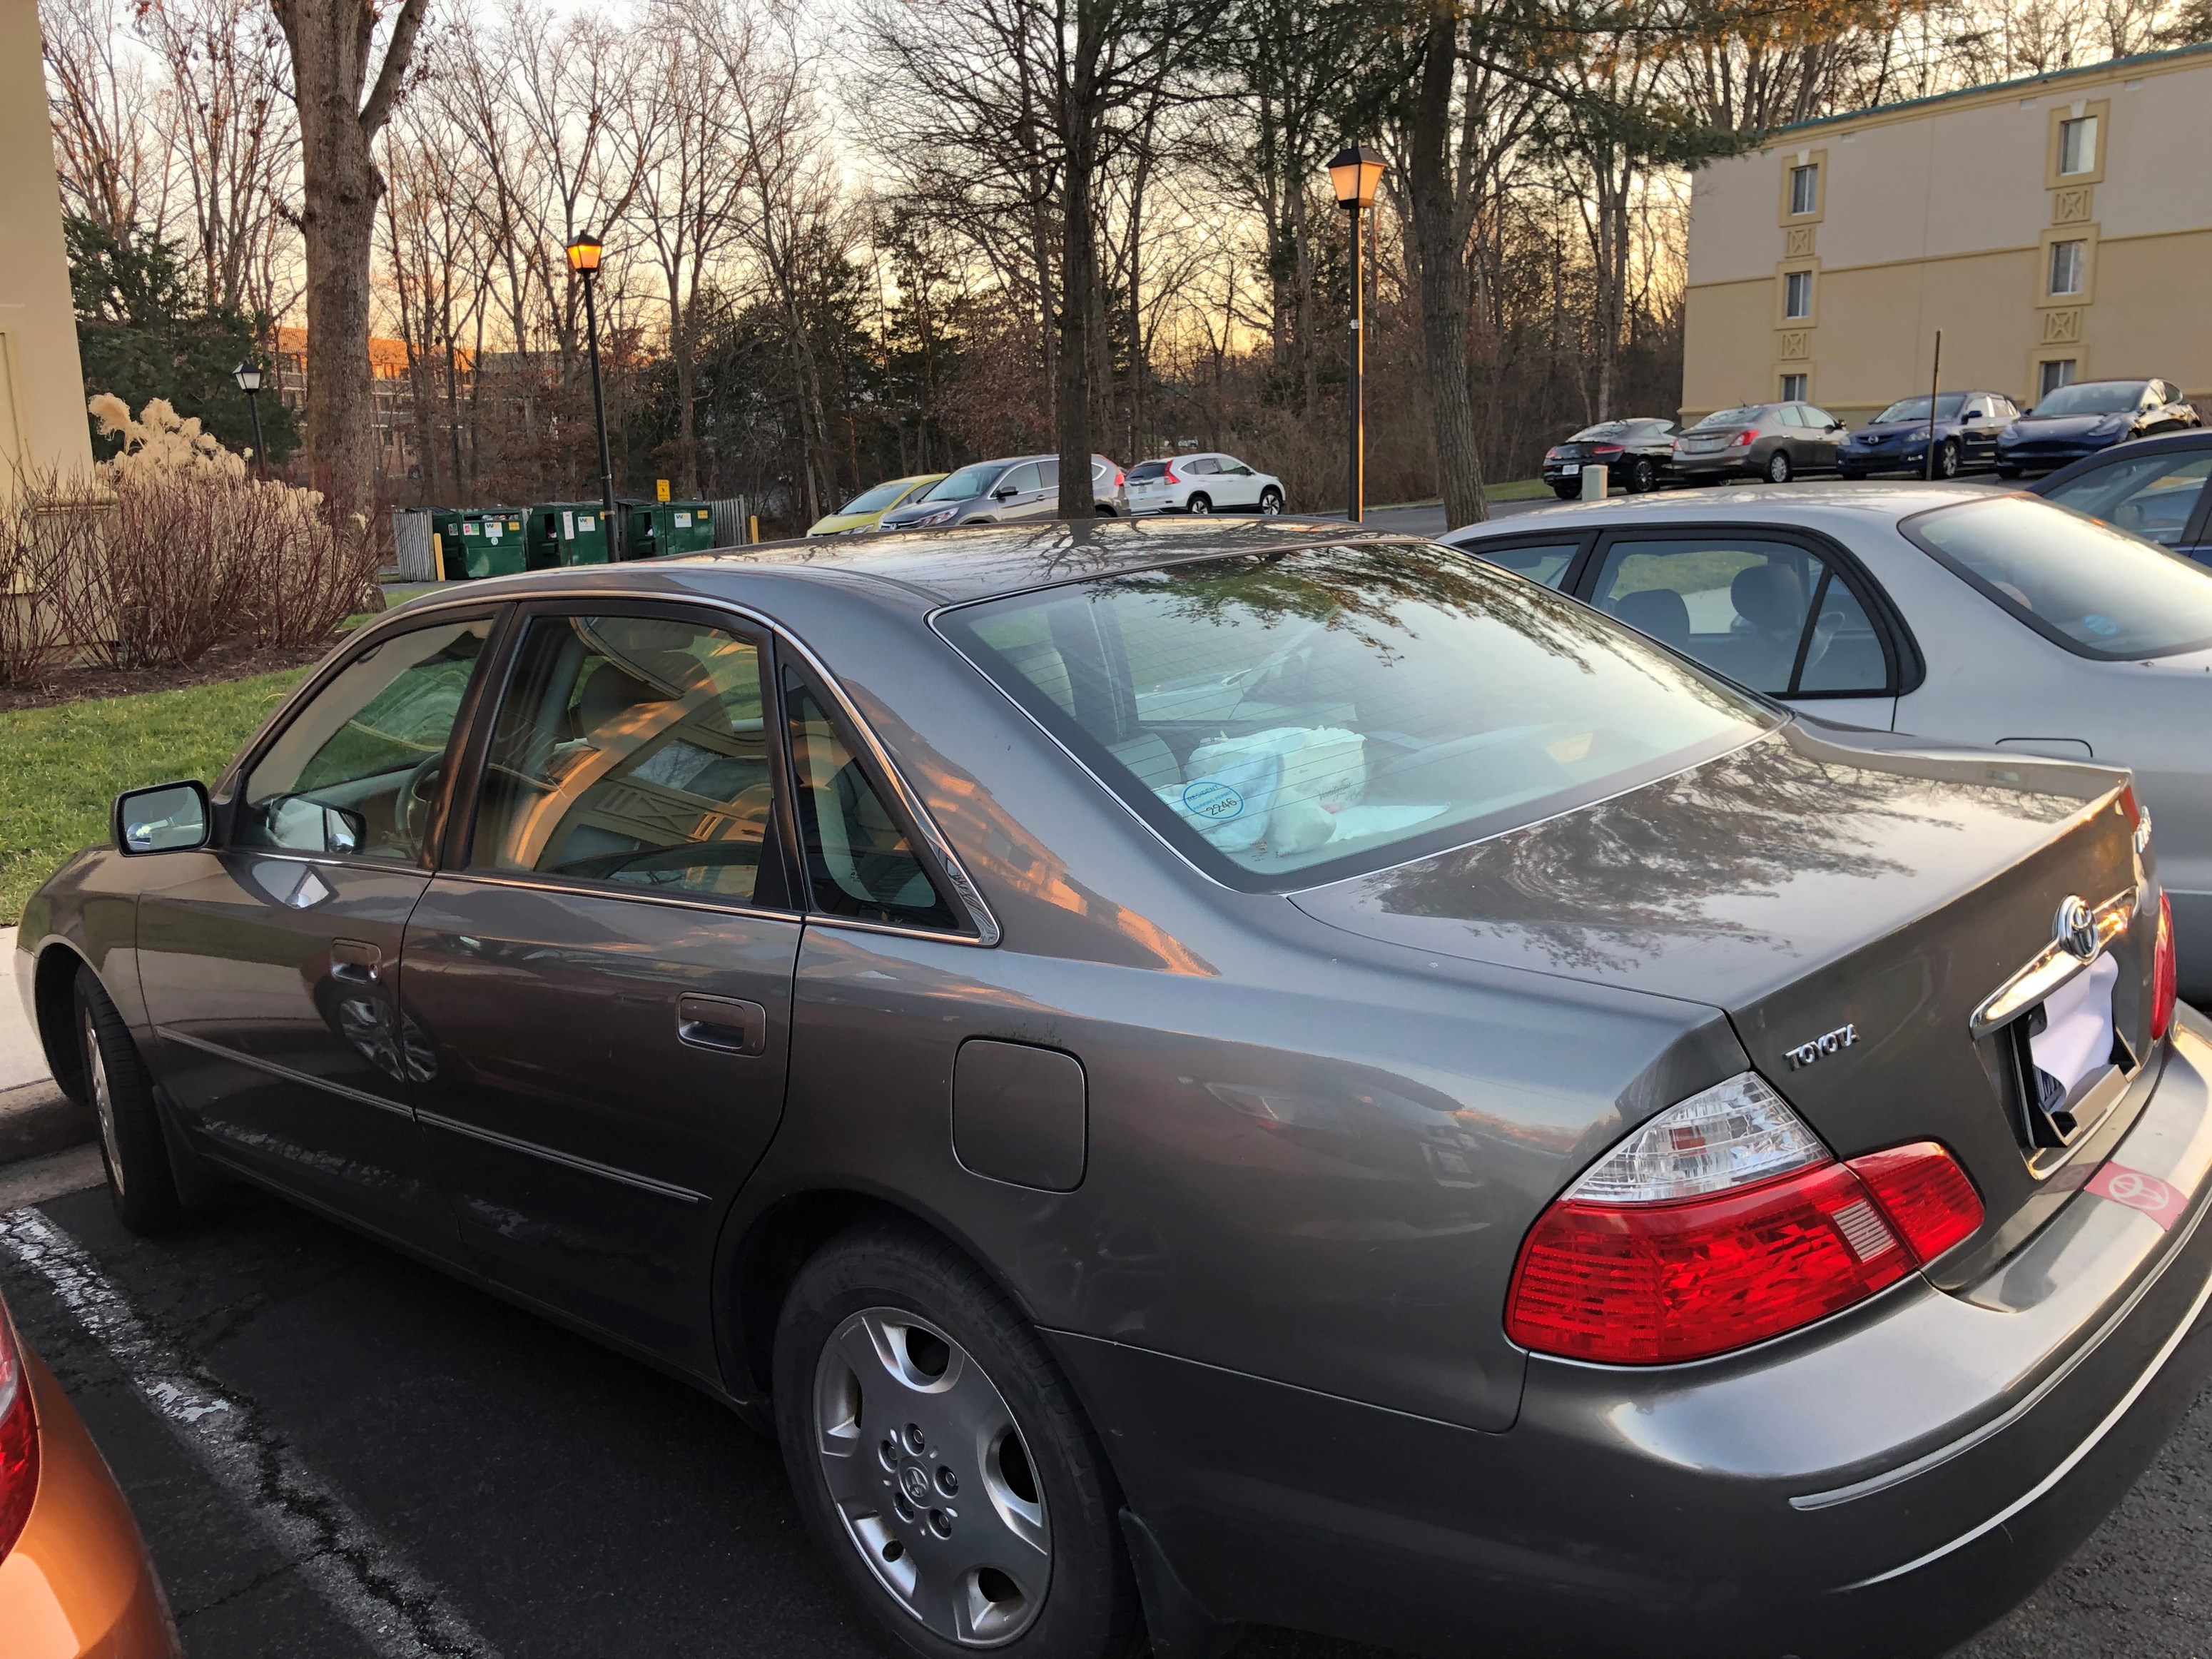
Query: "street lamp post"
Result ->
[[1327, 146, 1386, 524], [566, 233, 622, 559], [232, 360, 268, 478]]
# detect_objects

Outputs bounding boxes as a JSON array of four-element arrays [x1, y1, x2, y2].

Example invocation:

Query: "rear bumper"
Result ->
[[1057, 1010, 2212, 1659], [0, 1351, 178, 1658], [1670, 454, 1759, 479]]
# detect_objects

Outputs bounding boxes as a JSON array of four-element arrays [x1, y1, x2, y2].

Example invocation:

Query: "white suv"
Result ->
[[1125, 452, 1285, 516]]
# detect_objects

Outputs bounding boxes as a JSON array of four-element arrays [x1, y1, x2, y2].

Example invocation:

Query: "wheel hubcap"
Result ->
[[814, 1308, 1050, 1646], [83, 1008, 123, 1195]]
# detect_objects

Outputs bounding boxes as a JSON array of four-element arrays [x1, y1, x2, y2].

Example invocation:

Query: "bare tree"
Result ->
[[43, 0, 173, 240]]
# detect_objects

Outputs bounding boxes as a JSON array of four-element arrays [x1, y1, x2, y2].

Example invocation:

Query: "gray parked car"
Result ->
[[1673, 400, 1850, 484], [15, 521, 2206, 1659], [877, 454, 1124, 529], [1442, 485, 2212, 1000]]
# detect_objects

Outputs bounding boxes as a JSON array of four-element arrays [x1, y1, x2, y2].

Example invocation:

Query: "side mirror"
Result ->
[[115, 780, 211, 855], [1828, 420, 1847, 432], [993, 486, 1018, 501]]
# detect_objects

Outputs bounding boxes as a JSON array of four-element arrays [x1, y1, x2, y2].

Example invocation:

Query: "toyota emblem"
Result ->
[[2054, 895, 2099, 963]]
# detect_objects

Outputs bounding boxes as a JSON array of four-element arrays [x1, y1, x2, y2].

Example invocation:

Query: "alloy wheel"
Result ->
[[814, 1307, 1051, 1647], [1631, 458, 1656, 493], [1259, 488, 1282, 514], [1767, 451, 1791, 483], [1186, 494, 1212, 514], [1937, 440, 1960, 479], [83, 1004, 125, 1197]]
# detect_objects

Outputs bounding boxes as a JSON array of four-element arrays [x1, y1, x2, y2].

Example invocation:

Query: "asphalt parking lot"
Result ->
[[6, 1159, 2212, 1659]]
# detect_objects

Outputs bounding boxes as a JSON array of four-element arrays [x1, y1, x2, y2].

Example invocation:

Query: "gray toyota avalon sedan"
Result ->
[[14, 520, 2208, 1659]]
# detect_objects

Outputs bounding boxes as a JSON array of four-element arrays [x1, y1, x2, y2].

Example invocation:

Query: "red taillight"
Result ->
[[1506, 1140, 1984, 1366], [1164, 467, 1179, 484], [1544, 447, 1563, 460], [1848, 1142, 1985, 1263], [1115, 469, 1125, 487], [0, 1307, 36, 1563], [1590, 444, 1624, 457], [1730, 430, 1755, 447], [2153, 892, 2178, 1041]]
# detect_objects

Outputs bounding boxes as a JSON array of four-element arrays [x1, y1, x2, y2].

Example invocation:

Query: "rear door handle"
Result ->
[[677, 994, 767, 1057], [331, 938, 383, 981]]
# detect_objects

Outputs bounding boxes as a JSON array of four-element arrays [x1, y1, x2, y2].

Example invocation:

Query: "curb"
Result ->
[[0, 1078, 94, 1167]]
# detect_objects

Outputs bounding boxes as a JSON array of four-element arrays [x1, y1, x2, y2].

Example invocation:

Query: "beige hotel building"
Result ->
[[1680, 42, 2212, 427]]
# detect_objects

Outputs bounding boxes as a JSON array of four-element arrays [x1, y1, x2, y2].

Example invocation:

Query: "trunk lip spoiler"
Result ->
[[1969, 883, 2140, 1040]]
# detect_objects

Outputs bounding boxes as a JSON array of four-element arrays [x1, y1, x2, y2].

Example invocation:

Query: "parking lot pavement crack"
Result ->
[[0, 1207, 500, 1659]]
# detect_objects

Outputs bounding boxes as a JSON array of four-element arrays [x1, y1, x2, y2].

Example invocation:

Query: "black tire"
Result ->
[[1094, 505, 1115, 517], [775, 1222, 1140, 1659], [1184, 494, 1212, 514], [75, 965, 183, 1233], [1996, 464, 2022, 479], [1257, 487, 1282, 514], [1765, 450, 1792, 484], [1837, 467, 1865, 481], [1630, 457, 1657, 494], [1936, 439, 1961, 480], [1553, 486, 1580, 500]]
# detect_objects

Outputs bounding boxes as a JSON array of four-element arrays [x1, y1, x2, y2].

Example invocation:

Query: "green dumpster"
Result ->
[[450, 508, 527, 579], [526, 502, 614, 568], [426, 509, 465, 581], [624, 500, 718, 561]]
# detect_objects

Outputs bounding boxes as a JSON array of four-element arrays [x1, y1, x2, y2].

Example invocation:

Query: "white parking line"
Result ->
[[0, 1207, 501, 1659]]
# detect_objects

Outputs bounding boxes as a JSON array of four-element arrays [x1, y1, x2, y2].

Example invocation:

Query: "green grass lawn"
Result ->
[[0, 667, 313, 925], [1483, 477, 1553, 502]]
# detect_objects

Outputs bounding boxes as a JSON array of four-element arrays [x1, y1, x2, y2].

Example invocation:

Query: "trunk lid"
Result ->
[[1291, 725, 2157, 1259]]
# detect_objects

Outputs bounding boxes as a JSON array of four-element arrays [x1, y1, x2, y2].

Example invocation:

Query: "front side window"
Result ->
[[783, 671, 957, 930], [1588, 537, 1890, 696], [1907, 494, 2212, 659], [2059, 115, 2097, 175], [1789, 163, 1818, 215], [2049, 239, 2087, 297], [240, 618, 493, 861], [998, 463, 1042, 496], [2041, 452, 2212, 548], [469, 613, 778, 900], [1783, 270, 1812, 319], [937, 542, 1770, 891]]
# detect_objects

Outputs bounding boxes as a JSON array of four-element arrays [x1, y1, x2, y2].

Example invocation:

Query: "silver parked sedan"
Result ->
[[1442, 485, 2212, 1000], [15, 520, 2208, 1659]]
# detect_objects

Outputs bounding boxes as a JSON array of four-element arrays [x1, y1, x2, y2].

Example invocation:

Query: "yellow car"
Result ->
[[806, 473, 947, 536]]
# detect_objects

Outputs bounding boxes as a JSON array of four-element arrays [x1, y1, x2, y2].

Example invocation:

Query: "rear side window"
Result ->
[[1906, 494, 2212, 659], [1587, 537, 1892, 696], [2041, 451, 2211, 549], [783, 669, 958, 930]]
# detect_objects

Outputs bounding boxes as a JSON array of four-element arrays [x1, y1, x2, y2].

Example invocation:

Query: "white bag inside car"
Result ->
[[1160, 726, 1366, 854]]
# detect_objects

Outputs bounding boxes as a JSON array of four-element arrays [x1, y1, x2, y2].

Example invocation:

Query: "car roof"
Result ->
[[1443, 482, 2000, 541], [442, 518, 1390, 612]]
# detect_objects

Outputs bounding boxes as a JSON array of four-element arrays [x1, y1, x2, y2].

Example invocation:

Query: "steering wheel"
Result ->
[[395, 753, 446, 848]]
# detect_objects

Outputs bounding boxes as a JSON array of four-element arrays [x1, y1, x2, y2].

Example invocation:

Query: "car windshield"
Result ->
[[1874, 395, 1964, 423], [838, 480, 918, 515], [1569, 423, 1630, 442], [2031, 382, 2145, 417], [1694, 407, 1760, 429], [936, 542, 1773, 891], [921, 462, 1003, 502], [1904, 495, 2212, 660], [1128, 461, 1171, 481]]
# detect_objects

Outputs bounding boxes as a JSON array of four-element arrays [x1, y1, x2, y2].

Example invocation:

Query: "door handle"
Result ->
[[677, 994, 767, 1056], [330, 938, 383, 981]]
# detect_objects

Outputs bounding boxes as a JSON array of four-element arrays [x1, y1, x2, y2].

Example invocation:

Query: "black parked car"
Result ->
[[1837, 391, 2019, 479], [1997, 379, 2200, 477], [1541, 419, 1678, 497], [2029, 428, 2212, 564], [1671, 401, 1847, 484]]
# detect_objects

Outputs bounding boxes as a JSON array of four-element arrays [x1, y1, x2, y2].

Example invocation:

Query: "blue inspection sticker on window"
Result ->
[[1182, 779, 1244, 821], [2081, 613, 2121, 637]]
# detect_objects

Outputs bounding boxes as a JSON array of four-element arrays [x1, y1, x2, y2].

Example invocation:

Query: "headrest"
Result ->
[[1731, 563, 1805, 634], [577, 662, 666, 741], [1613, 587, 1691, 649]]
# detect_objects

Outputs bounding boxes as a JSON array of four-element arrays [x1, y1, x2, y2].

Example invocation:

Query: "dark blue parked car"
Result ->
[[1997, 377, 2200, 477], [1837, 390, 2019, 479]]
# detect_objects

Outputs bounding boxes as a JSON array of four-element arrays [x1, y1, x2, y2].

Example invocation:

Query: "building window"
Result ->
[[1783, 270, 1813, 319], [2040, 359, 2079, 398], [1780, 373, 1807, 401], [2058, 116, 2097, 176], [1788, 164, 1818, 215], [2048, 238, 2087, 296]]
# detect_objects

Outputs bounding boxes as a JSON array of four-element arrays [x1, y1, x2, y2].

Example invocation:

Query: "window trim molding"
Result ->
[[2045, 99, 2109, 188], [1778, 147, 1827, 224], [2038, 225, 2099, 305], [1775, 260, 1820, 328]]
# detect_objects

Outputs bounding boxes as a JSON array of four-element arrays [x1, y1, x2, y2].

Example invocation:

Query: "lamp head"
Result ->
[[233, 360, 263, 394], [1328, 145, 1387, 210], [566, 235, 604, 274]]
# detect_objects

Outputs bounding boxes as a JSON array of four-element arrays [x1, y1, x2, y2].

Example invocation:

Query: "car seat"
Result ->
[[1610, 588, 1692, 651]]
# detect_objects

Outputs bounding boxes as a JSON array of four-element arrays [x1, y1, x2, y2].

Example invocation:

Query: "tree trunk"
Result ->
[[273, 0, 428, 509], [1407, 1, 1486, 527]]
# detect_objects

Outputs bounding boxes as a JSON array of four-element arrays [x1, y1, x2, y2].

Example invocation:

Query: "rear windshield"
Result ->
[[1569, 423, 1630, 442], [922, 462, 1003, 502], [935, 542, 1772, 891], [1904, 494, 2212, 660], [2031, 381, 2144, 417], [1694, 406, 1760, 429], [1128, 461, 1170, 482], [1874, 395, 1964, 423]]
